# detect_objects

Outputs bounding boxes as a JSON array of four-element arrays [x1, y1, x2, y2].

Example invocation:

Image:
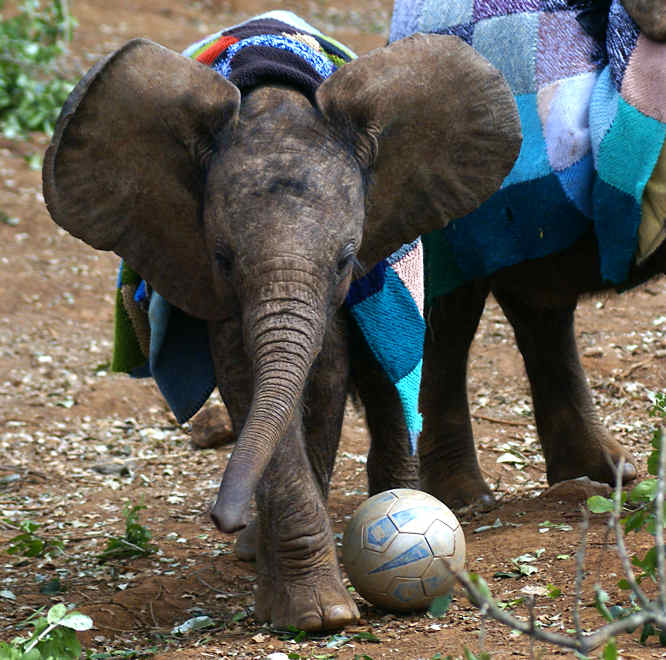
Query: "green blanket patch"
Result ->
[[112, 263, 150, 375]]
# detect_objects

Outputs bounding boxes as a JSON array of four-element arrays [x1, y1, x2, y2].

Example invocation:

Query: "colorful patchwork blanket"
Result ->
[[390, 0, 666, 302], [112, 12, 425, 451]]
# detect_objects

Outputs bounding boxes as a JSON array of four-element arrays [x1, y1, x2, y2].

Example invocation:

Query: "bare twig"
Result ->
[[452, 565, 666, 654], [620, 356, 653, 378], [656, 430, 666, 608], [472, 412, 532, 427], [442, 448, 666, 655], [610, 460, 652, 611], [573, 506, 589, 644]]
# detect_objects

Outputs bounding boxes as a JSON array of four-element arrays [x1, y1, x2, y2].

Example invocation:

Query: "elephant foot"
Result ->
[[253, 497, 359, 631], [367, 453, 420, 496], [546, 434, 637, 487], [422, 468, 495, 511], [234, 519, 256, 561], [254, 571, 359, 631]]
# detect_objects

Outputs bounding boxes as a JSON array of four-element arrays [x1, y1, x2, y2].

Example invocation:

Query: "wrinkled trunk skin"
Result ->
[[210, 283, 325, 533]]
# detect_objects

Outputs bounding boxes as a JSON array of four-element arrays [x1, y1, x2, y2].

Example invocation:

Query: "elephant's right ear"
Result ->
[[316, 33, 522, 271], [43, 39, 241, 319]]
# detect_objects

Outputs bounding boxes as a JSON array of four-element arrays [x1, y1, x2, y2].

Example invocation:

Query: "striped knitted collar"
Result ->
[[182, 11, 355, 101]]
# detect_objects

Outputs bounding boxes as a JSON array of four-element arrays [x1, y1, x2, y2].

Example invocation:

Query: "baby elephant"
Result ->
[[42, 13, 521, 630], [388, 0, 666, 508]]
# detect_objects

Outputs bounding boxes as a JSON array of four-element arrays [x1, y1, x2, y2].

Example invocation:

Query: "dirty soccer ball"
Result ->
[[342, 488, 465, 612]]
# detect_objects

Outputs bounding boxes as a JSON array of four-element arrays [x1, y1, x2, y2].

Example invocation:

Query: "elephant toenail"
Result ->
[[622, 461, 637, 483]]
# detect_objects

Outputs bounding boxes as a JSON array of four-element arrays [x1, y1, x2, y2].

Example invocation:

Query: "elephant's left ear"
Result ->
[[316, 33, 522, 270]]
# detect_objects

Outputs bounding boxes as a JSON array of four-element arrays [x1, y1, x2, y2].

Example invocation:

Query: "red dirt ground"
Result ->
[[1, 1, 665, 658]]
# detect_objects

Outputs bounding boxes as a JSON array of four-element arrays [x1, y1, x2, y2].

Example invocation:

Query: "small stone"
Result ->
[[190, 404, 235, 449], [91, 461, 132, 476], [541, 476, 612, 502], [583, 347, 604, 358]]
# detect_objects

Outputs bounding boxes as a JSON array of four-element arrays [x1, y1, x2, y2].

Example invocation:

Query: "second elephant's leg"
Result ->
[[492, 288, 637, 485], [348, 316, 419, 495], [302, 314, 351, 499], [419, 282, 493, 509]]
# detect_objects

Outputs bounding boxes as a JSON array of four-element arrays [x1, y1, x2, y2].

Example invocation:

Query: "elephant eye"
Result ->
[[336, 245, 356, 276], [215, 244, 234, 277]]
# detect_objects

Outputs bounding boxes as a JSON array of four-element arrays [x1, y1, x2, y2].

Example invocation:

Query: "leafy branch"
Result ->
[[97, 501, 157, 563], [0, 0, 76, 138], [0, 603, 92, 659], [439, 391, 666, 657]]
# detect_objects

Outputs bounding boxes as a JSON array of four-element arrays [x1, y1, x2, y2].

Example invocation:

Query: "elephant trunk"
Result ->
[[210, 283, 325, 533]]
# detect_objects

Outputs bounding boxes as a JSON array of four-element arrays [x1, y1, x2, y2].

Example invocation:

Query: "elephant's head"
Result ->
[[42, 33, 521, 533], [622, 0, 666, 40]]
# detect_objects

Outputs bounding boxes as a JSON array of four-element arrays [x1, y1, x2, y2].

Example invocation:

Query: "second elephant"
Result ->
[[388, 0, 666, 508]]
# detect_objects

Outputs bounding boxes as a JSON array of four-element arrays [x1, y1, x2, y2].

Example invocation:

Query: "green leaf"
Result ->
[[47, 603, 67, 624], [640, 622, 656, 644], [587, 495, 614, 514], [428, 594, 452, 617], [518, 564, 538, 576], [629, 479, 657, 503], [546, 583, 561, 599], [594, 589, 612, 622], [647, 447, 660, 476], [602, 639, 617, 660], [352, 631, 380, 642], [622, 510, 647, 534], [59, 612, 93, 631], [469, 573, 492, 601], [39, 578, 64, 595]]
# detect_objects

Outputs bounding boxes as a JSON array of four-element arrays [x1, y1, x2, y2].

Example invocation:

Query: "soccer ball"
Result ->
[[342, 488, 465, 612]]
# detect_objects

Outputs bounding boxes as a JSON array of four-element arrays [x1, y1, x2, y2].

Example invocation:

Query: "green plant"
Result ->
[[0, 603, 92, 659], [0, 0, 75, 138], [2, 519, 64, 558], [587, 391, 666, 645], [97, 501, 157, 563]]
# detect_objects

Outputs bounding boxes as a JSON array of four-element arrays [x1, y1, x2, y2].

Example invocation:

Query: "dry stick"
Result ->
[[453, 566, 664, 654], [620, 356, 653, 378], [610, 461, 652, 612], [472, 412, 532, 427], [526, 595, 536, 660], [444, 451, 666, 655], [656, 426, 666, 608], [573, 506, 590, 645]]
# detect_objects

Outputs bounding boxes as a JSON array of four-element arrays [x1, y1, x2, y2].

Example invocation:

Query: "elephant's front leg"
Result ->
[[492, 287, 637, 486], [419, 282, 494, 509], [209, 316, 358, 630], [254, 410, 359, 630], [252, 317, 357, 630]]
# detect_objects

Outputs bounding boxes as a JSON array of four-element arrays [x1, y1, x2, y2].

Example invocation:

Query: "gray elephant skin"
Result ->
[[41, 25, 521, 629], [386, 0, 666, 509]]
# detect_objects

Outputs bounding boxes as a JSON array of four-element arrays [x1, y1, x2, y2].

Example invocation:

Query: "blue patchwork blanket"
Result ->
[[390, 0, 666, 301], [112, 12, 425, 451]]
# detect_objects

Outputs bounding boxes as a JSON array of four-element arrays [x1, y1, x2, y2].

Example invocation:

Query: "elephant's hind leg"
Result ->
[[419, 282, 494, 509], [493, 288, 637, 486]]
